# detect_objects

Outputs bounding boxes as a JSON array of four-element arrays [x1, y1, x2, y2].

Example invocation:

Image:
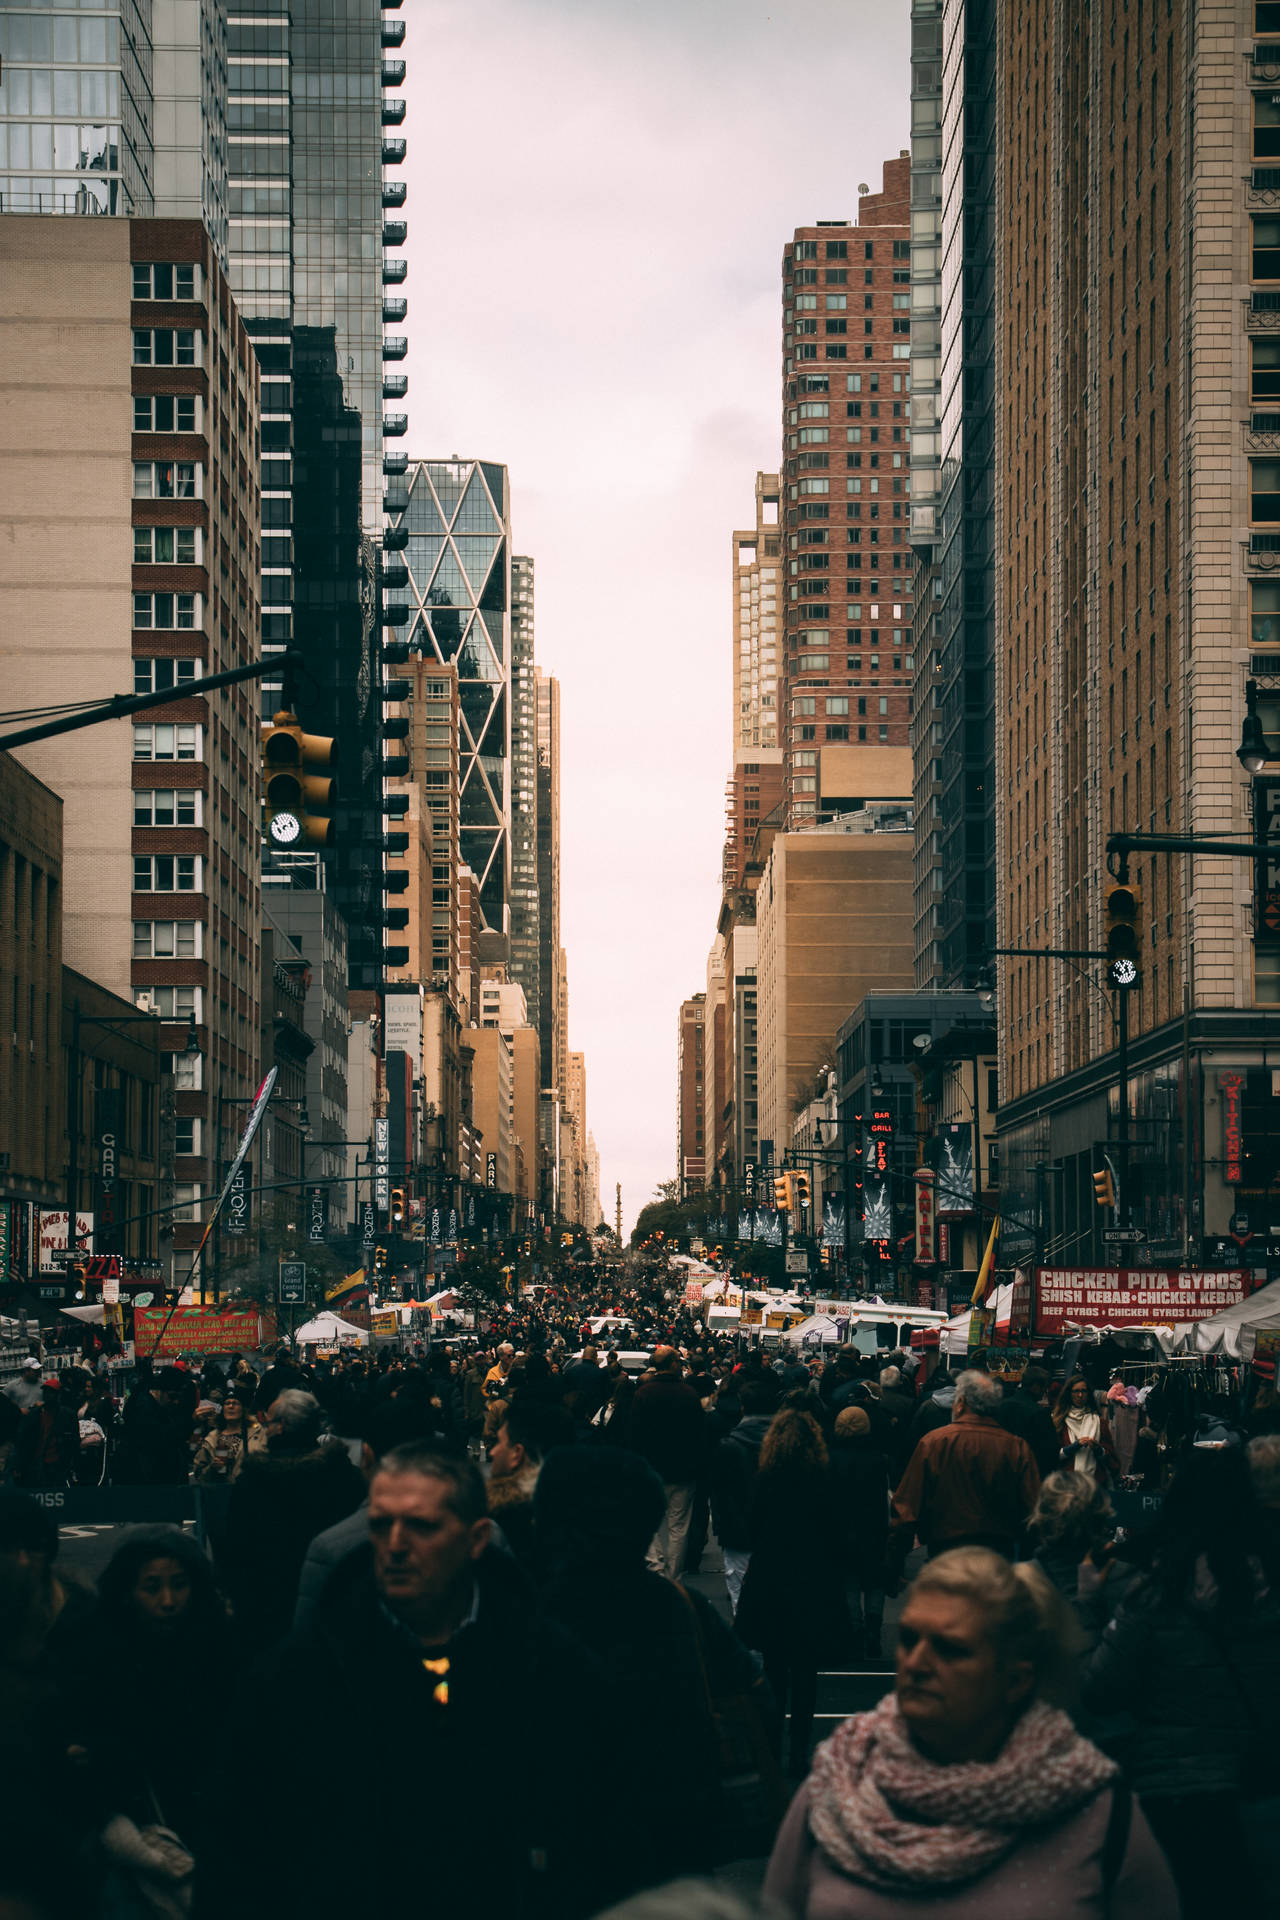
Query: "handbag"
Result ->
[[677, 1583, 790, 1861], [98, 1785, 195, 1920]]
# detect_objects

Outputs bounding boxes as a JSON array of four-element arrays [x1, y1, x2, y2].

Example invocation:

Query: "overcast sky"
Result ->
[[404, 0, 910, 1233]]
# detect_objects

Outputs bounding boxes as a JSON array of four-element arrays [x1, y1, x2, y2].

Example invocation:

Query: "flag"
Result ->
[[971, 1216, 999, 1307], [326, 1267, 369, 1311]]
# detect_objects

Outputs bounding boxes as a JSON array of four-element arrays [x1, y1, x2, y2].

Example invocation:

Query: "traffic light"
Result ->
[[772, 1173, 793, 1209], [390, 1186, 406, 1228], [373, 1245, 387, 1274], [1093, 1166, 1116, 1209], [1104, 879, 1142, 989], [262, 709, 337, 848], [793, 1171, 811, 1210]]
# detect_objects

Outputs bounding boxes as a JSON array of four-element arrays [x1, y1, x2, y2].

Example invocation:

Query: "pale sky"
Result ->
[[403, 0, 910, 1233]]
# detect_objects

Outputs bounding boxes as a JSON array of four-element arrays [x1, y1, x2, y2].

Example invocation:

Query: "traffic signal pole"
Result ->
[[0, 654, 299, 751]]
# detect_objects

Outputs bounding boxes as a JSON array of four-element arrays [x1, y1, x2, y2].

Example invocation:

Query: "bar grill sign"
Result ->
[[306, 1185, 329, 1244], [1219, 1071, 1245, 1186], [374, 1117, 390, 1211]]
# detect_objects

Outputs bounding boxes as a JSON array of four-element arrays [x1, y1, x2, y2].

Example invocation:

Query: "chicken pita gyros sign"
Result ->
[[1034, 1267, 1248, 1336]]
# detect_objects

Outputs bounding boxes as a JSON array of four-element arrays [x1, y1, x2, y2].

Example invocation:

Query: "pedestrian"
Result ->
[[764, 1546, 1179, 1918], [191, 1378, 263, 1483], [902, 1363, 961, 1455], [1029, 1470, 1117, 1642], [1081, 1447, 1280, 1917], [709, 1377, 779, 1614], [115, 1367, 191, 1485], [486, 1396, 572, 1562], [2, 1355, 44, 1413], [888, 1369, 1040, 1576], [629, 1345, 707, 1579], [874, 1365, 916, 1478], [734, 1407, 852, 1777], [217, 1387, 365, 1642], [225, 1444, 623, 1920], [483, 1340, 517, 1396], [829, 1406, 890, 1664], [13, 1375, 81, 1488], [1051, 1375, 1115, 1478], [996, 1362, 1062, 1477]]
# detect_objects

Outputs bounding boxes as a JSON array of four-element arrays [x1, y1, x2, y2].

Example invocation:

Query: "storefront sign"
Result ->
[[1219, 1071, 1245, 1186], [486, 1152, 498, 1190], [38, 1211, 94, 1272], [225, 1164, 251, 1236], [132, 1307, 261, 1355], [94, 1088, 123, 1254], [1034, 1267, 1248, 1336], [914, 1169, 936, 1264], [374, 1117, 390, 1211]]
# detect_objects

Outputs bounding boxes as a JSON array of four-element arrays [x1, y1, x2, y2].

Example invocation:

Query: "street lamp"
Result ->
[[1238, 679, 1271, 775]]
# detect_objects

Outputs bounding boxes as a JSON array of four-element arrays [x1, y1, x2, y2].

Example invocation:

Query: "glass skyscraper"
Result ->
[[509, 554, 540, 1034]]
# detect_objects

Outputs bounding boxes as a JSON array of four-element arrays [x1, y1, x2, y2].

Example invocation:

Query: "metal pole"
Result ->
[[0, 652, 301, 750], [66, 999, 80, 1238], [1116, 986, 1130, 1233]]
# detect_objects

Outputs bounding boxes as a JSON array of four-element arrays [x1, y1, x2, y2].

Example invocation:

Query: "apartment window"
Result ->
[[134, 790, 200, 827], [1255, 94, 1280, 160], [133, 593, 197, 629], [798, 401, 829, 419], [132, 263, 198, 300], [892, 293, 911, 310], [797, 724, 817, 740], [133, 394, 198, 433], [173, 1115, 201, 1156], [893, 240, 910, 259], [133, 855, 198, 892], [133, 920, 199, 958], [133, 461, 199, 499], [798, 478, 830, 495], [133, 657, 199, 695], [798, 427, 830, 445], [826, 696, 850, 715], [1254, 217, 1280, 281], [140, 986, 198, 1021], [1252, 459, 1280, 522], [132, 328, 198, 366], [827, 240, 848, 259], [826, 294, 847, 311], [794, 294, 818, 311], [857, 697, 867, 715], [864, 241, 874, 260], [794, 751, 818, 767], [826, 269, 848, 285], [169, 1182, 204, 1222], [794, 267, 818, 284], [878, 724, 889, 741], [825, 319, 848, 335], [792, 697, 817, 715], [858, 725, 867, 740], [879, 697, 889, 715], [170, 1050, 202, 1090], [798, 653, 830, 670], [794, 776, 817, 792], [134, 527, 198, 565], [826, 724, 850, 740], [795, 241, 818, 261], [133, 724, 198, 761]]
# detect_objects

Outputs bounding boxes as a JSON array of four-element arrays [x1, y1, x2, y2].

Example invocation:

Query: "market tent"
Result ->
[[60, 1304, 104, 1324], [293, 1310, 368, 1347], [1187, 1276, 1280, 1358], [781, 1313, 843, 1347]]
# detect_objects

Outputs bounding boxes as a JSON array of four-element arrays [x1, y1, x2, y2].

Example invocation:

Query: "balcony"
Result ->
[[382, 296, 407, 322], [1247, 290, 1280, 331], [382, 180, 407, 208], [382, 600, 410, 625], [382, 219, 407, 247], [383, 488, 409, 514], [382, 372, 408, 399], [383, 411, 408, 436], [383, 526, 409, 551], [382, 257, 407, 284], [381, 562, 409, 588], [383, 451, 408, 475], [382, 715, 410, 741], [1247, 411, 1280, 452], [384, 868, 410, 892], [382, 60, 406, 86], [379, 758, 410, 783], [381, 18, 405, 44], [383, 677, 411, 701], [381, 97, 406, 126], [382, 138, 406, 164], [382, 334, 408, 360]]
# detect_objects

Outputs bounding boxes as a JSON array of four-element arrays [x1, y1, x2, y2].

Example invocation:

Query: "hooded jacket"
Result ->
[[218, 1438, 365, 1643], [709, 1413, 772, 1551]]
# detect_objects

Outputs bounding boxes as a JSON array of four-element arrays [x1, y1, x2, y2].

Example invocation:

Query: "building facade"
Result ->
[[781, 158, 915, 827], [676, 994, 705, 1193], [509, 554, 540, 1034]]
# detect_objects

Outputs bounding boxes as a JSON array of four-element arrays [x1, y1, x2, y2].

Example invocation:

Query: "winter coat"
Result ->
[[218, 1438, 365, 1643], [486, 1461, 541, 1563], [115, 1387, 191, 1485], [628, 1372, 707, 1485], [1081, 1564, 1280, 1798], [829, 1434, 890, 1586], [219, 1546, 631, 1920], [191, 1424, 264, 1484], [710, 1413, 773, 1551], [903, 1381, 956, 1456], [735, 1464, 853, 1663], [998, 1387, 1062, 1478]]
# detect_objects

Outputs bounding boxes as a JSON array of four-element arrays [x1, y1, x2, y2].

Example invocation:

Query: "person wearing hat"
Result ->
[[3, 1355, 45, 1413], [13, 1374, 81, 1488], [830, 1405, 891, 1663]]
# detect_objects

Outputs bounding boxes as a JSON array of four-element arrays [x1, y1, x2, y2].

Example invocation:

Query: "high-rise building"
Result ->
[[676, 995, 705, 1193], [992, 0, 1280, 1270], [384, 654, 460, 996], [385, 458, 513, 935], [733, 473, 782, 753], [0, 213, 262, 1262], [780, 158, 915, 827], [509, 554, 540, 1033], [908, 0, 996, 991], [535, 668, 562, 1099]]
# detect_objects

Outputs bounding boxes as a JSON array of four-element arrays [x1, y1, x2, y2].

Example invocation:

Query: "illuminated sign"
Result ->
[[1219, 1071, 1245, 1186]]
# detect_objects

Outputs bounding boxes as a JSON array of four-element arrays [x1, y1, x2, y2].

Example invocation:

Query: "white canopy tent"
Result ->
[[293, 1310, 368, 1347], [781, 1313, 844, 1348], [1185, 1276, 1280, 1359]]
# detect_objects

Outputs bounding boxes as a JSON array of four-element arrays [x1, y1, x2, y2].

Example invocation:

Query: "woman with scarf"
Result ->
[[1051, 1374, 1115, 1479], [764, 1547, 1178, 1918]]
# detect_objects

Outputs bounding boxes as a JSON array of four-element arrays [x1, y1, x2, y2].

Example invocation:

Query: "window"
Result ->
[[893, 240, 910, 259], [794, 751, 818, 767], [1254, 94, 1280, 160], [798, 427, 830, 444], [857, 697, 867, 715], [173, 1115, 201, 1157], [794, 267, 818, 285], [826, 294, 848, 311], [795, 241, 818, 261], [826, 239, 848, 259], [797, 724, 817, 741], [826, 269, 848, 286], [170, 1050, 202, 1090], [133, 920, 199, 958], [132, 329, 198, 366], [798, 478, 830, 494], [133, 394, 198, 433], [864, 241, 874, 260], [826, 696, 850, 715], [879, 697, 889, 715], [794, 775, 817, 792], [134, 790, 200, 827], [132, 263, 197, 300], [1252, 459, 1280, 522], [133, 724, 198, 761], [133, 461, 198, 499], [133, 658, 199, 694], [169, 1182, 204, 1222], [794, 293, 818, 311], [799, 401, 829, 419], [793, 696, 817, 715], [825, 319, 848, 335], [1254, 217, 1280, 281], [133, 856, 198, 892], [133, 593, 197, 629], [879, 724, 889, 741], [798, 653, 830, 670], [140, 987, 198, 1021], [133, 527, 198, 565]]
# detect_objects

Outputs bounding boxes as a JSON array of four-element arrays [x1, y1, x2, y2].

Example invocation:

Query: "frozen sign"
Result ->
[[1034, 1267, 1248, 1336]]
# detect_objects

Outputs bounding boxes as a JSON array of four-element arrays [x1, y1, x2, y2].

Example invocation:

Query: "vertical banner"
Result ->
[[466, 1195, 476, 1229], [306, 1184, 329, 1244], [737, 1209, 752, 1240], [914, 1168, 937, 1264], [360, 1200, 376, 1256], [225, 1164, 252, 1236], [935, 1123, 974, 1213], [94, 1087, 124, 1255], [822, 1196, 845, 1249], [1218, 1071, 1245, 1186], [486, 1152, 498, 1190], [0, 1201, 10, 1282], [430, 1207, 441, 1245], [447, 1207, 458, 1243], [374, 1116, 390, 1212]]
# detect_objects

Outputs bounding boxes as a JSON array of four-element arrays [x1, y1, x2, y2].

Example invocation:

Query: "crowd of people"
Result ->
[[0, 1257, 1278, 1919]]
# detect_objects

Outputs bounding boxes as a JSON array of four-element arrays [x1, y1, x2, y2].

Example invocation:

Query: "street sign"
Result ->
[[278, 1260, 307, 1303], [1103, 1228, 1145, 1243], [785, 1250, 809, 1274]]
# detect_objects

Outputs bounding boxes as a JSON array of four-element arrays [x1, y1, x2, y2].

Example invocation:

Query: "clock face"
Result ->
[[1108, 957, 1139, 988], [270, 811, 302, 845]]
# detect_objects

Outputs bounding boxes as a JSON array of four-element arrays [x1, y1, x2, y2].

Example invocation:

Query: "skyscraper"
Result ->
[[535, 667, 562, 1099], [676, 995, 705, 1193], [386, 458, 512, 935], [780, 158, 914, 827], [509, 554, 540, 1034]]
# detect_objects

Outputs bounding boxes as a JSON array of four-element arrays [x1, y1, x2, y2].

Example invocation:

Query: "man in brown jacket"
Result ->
[[888, 1369, 1040, 1575]]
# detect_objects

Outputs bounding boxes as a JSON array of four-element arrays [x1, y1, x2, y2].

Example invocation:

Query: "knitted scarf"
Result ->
[[808, 1692, 1118, 1891]]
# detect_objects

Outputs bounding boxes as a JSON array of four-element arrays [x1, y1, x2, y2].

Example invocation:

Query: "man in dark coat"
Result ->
[[997, 1362, 1062, 1477], [710, 1377, 778, 1612], [223, 1445, 624, 1920], [889, 1369, 1040, 1575], [628, 1346, 706, 1579], [115, 1369, 191, 1485]]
